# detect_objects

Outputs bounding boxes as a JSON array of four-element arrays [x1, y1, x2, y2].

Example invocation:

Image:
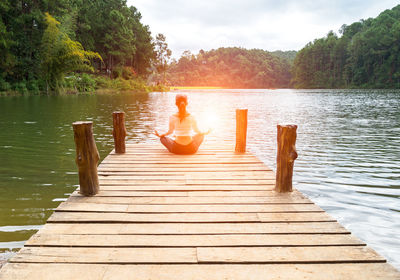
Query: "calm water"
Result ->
[[0, 89, 399, 268]]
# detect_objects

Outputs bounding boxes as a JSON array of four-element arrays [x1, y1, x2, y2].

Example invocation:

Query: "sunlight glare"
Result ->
[[197, 111, 220, 132]]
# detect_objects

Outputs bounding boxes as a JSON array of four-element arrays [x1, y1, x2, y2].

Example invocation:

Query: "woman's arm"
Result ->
[[192, 117, 201, 134], [192, 117, 211, 135], [155, 116, 175, 138]]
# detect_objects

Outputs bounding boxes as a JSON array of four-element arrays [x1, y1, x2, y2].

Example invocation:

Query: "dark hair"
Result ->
[[175, 94, 188, 122]]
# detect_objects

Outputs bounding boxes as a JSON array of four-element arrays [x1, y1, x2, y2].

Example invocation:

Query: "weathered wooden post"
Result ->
[[112, 111, 126, 154], [235, 109, 248, 153], [72, 121, 100, 196], [275, 125, 298, 192]]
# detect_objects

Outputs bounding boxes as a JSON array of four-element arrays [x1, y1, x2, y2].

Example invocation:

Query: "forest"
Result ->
[[1, 2, 399, 93], [292, 4, 400, 89], [166, 4, 400, 89], [0, 0, 169, 94], [166, 48, 296, 88]]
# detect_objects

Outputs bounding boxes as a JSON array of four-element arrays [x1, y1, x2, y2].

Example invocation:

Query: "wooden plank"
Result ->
[[184, 190, 285, 197], [56, 202, 321, 213], [71, 190, 300, 197], [103, 153, 259, 158], [101, 160, 262, 164], [72, 190, 189, 197], [66, 195, 309, 204], [2, 263, 399, 280], [10, 246, 384, 264], [0, 263, 108, 280], [99, 163, 267, 166], [98, 170, 275, 174], [98, 175, 275, 180], [98, 166, 271, 171], [256, 212, 335, 222], [47, 212, 261, 223], [25, 233, 365, 247], [185, 179, 275, 185], [98, 170, 273, 174], [97, 174, 276, 180], [125, 145, 234, 149], [105, 154, 259, 159], [98, 179, 275, 185], [46, 212, 334, 223], [98, 181, 186, 185], [37, 222, 351, 235], [99, 175, 186, 180], [98, 185, 274, 191], [186, 190, 284, 197], [116, 151, 236, 154], [197, 246, 385, 263], [10, 247, 197, 264]]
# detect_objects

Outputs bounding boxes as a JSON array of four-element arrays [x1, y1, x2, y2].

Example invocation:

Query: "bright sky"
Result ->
[[128, 0, 399, 58]]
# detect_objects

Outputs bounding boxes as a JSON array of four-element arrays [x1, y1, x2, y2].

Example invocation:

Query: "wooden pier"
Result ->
[[1, 114, 399, 279]]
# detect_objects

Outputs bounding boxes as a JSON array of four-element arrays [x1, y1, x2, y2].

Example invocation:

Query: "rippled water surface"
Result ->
[[0, 89, 399, 268]]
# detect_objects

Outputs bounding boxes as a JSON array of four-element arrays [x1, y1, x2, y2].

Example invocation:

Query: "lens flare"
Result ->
[[197, 111, 219, 131]]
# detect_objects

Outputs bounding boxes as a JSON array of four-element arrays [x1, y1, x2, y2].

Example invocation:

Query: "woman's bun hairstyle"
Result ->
[[175, 94, 188, 106], [175, 94, 188, 122]]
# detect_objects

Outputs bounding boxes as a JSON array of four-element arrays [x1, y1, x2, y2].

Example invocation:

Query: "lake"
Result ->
[[0, 89, 399, 269]]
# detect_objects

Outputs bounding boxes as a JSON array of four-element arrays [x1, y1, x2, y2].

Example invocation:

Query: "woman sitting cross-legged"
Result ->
[[154, 94, 210, 155]]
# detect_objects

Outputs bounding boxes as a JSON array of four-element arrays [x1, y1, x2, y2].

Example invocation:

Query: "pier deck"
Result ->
[[1, 143, 399, 279]]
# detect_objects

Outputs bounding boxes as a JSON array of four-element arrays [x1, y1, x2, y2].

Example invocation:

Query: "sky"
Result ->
[[128, 0, 399, 58]]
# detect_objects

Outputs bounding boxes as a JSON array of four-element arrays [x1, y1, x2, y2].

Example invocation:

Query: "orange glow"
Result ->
[[197, 111, 219, 132], [171, 86, 225, 90]]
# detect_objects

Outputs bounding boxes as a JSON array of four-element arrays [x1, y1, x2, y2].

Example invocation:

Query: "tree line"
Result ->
[[165, 5, 400, 89], [166, 48, 296, 88], [1, 2, 399, 92], [0, 0, 170, 93], [292, 4, 400, 89]]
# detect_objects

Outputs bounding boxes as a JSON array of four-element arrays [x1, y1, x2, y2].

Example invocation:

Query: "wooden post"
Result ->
[[235, 109, 248, 153], [112, 111, 126, 154], [72, 121, 100, 196], [275, 125, 298, 193]]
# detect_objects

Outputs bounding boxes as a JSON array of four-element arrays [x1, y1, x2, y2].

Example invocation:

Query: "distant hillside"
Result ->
[[271, 50, 297, 64], [166, 48, 296, 88], [292, 4, 400, 88]]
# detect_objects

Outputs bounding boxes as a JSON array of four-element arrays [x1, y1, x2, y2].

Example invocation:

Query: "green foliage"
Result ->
[[110, 77, 149, 92], [26, 79, 43, 94], [292, 5, 400, 88], [0, 77, 11, 92], [40, 13, 101, 93], [13, 81, 29, 95], [111, 66, 136, 80], [64, 73, 96, 93], [0, 0, 157, 94], [74, 1, 155, 75], [150, 83, 169, 92], [0, 1, 15, 78], [63, 73, 151, 93], [271, 50, 297, 64], [167, 47, 294, 88]]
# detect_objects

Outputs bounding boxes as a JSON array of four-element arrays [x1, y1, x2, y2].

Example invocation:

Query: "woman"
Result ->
[[154, 94, 210, 154]]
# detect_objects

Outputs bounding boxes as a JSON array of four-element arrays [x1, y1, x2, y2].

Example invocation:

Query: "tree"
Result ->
[[0, 1, 14, 86], [292, 4, 400, 88], [40, 13, 101, 93], [154, 33, 171, 84]]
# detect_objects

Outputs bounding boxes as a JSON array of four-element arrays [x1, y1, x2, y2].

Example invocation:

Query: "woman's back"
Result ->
[[170, 114, 194, 137]]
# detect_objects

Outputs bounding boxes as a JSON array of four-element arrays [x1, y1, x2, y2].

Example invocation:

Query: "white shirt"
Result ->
[[169, 114, 200, 136]]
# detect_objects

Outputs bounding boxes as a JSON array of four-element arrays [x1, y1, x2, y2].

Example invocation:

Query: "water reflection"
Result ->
[[0, 89, 399, 269]]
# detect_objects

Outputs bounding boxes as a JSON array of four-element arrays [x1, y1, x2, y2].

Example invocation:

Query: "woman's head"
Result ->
[[175, 94, 188, 107], [175, 94, 188, 121]]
